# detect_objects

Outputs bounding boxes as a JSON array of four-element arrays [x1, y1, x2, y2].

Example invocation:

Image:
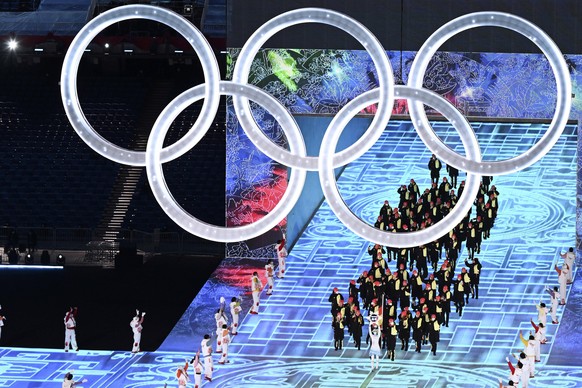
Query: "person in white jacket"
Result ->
[[201, 334, 213, 382], [218, 324, 231, 364], [64, 307, 79, 352], [368, 322, 382, 370], [519, 332, 536, 379], [554, 263, 570, 305], [62, 371, 87, 388], [276, 233, 288, 278], [176, 360, 190, 387], [130, 309, 145, 353], [230, 297, 242, 335], [265, 259, 275, 295], [214, 307, 228, 354], [560, 247, 575, 284], [545, 286, 560, 324], [250, 272, 263, 314], [191, 351, 203, 388], [535, 302, 548, 326]]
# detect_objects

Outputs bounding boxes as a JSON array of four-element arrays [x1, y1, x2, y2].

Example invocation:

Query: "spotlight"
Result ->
[[7, 39, 17, 50], [104, 42, 109, 49]]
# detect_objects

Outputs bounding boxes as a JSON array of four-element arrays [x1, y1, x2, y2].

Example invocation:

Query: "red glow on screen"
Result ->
[[228, 164, 288, 227]]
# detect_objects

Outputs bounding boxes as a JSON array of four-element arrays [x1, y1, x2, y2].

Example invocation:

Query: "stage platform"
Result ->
[[1, 121, 581, 387]]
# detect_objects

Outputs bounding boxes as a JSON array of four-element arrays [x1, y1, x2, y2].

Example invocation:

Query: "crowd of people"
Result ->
[[329, 155, 501, 368], [25, 151, 573, 385], [499, 247, 576, 387], [330, 155, 576, 380], [50, 232, 289, 385], [171, 233, 287, 386], [168, 296, 241, 387]]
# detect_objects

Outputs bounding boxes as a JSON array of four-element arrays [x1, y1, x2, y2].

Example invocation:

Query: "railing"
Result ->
[[0, 226, 224, 257]]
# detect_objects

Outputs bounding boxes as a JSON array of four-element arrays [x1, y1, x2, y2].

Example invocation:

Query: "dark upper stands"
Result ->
[[0, 66, 138, 229], [0, 1, 40, 12], [0, 0, 227, 254], [123, 94, 227, 233], [0, 59, 226, 253]]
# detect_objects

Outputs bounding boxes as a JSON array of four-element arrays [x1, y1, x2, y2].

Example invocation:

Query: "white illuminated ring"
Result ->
[[146, 81, 307, 242], [60, 5, 221, 166], [319, 85, 481, 248], [60, 6, 573, 244], [408, 12, 572, 175], [232, 8, 394, 171]]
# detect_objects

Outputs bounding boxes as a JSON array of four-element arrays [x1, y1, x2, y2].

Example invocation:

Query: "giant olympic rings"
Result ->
[[61, 5, 572, 247], [408, 12, 572, 175], [60, 5, 221, 166], [319, 85, 481, 248], [146, 81, 307, 242], [232, 8, 394, 171]]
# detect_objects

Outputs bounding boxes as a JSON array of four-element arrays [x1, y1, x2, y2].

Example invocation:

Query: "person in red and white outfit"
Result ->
[[214, 307, 228, 354], [505, 355, 522, 387], [250, 272, 263, 314], [545, 286, 560, 324], [560, 247, 575, 284], [265, 259, 275, 295], [554, 263, 570, 305], [531, 319, 547, 347], [64, 307, 79, 352], [534, 301, 548, 326], [192, 351, 203, 388], [511, 352, 530, 388], [229, 297, 242, 335], [201, 334, 213, 382], [276, 233, 287, 278], [519, 331, 536, 379], [130, 309, 145, 353], [176, 360, 190, 387], [218, 324, 231, 364]]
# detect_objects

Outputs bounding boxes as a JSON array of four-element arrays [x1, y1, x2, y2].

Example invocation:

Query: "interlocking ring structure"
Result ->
[[60, 5, 572, 246], [408, 12, 572, 175], [61, 5, 221, 166]]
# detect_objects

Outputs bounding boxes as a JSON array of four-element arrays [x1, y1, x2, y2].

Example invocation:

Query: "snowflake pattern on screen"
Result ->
[[225, 48, 582, 258]]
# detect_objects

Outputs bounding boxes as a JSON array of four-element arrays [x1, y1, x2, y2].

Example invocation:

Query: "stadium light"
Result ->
[[7, 39, 17, 50]]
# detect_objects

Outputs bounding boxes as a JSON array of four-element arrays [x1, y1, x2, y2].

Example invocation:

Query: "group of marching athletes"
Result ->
[[499, 247, 575, 388], [251, 232, 287, 314], [173, 233, 287, 387], [171, 295, 243, 387], [329, 251, 482, 365], [329, 156, 501, 368]]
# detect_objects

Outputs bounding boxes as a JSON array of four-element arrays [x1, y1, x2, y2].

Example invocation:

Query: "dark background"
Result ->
[[0, 255, 222, 351], [229, 0, 581, 54]]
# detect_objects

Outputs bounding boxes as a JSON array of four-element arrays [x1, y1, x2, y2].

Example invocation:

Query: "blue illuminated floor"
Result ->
[[1, 121, 581, 387]]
